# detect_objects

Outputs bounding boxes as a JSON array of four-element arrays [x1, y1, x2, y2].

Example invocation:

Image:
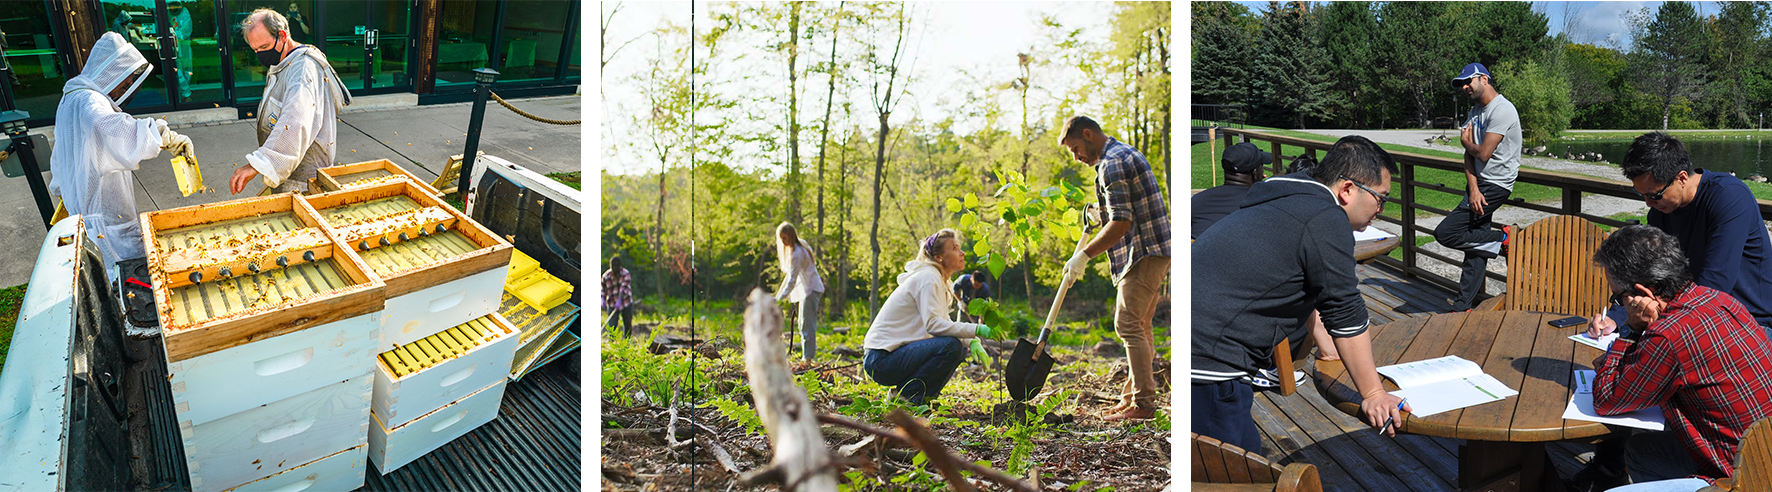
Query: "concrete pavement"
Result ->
[[0, 94, 582, 287]]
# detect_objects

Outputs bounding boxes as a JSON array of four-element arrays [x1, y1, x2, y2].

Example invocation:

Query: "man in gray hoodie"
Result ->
[[1192, 135, 1410, 452]]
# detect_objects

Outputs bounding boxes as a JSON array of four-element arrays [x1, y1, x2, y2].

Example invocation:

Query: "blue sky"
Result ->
[[1229, 1, 1728, 50]]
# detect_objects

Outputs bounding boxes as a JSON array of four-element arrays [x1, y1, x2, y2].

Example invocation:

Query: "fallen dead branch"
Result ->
[[738, 288, 838, 491]]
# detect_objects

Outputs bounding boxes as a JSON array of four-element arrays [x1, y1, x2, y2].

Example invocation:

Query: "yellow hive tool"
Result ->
[[171, 153, 204, 197]]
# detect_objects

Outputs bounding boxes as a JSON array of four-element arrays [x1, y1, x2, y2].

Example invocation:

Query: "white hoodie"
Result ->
[[49, 32, 163, 266], [862, 259, 983, 352]]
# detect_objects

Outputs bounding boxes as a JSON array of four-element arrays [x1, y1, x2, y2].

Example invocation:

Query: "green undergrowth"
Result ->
[[0, 284, 28, 375]]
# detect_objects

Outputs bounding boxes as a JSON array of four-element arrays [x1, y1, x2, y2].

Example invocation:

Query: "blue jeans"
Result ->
[[796, 292, 822, 361], [1192, 379, 1261, 453], [863, 337, 967, 405]]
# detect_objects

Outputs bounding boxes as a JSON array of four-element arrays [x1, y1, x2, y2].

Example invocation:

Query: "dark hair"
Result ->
[[1059, 116, 1102, 141], [1593, 225, 1693, 299], [972, 269, 985, 279], [1287, 153, 1318, 176], [610, 255, 622, 269], [1620, 132, 1692, 184], [1308, 135, 1398, 187]]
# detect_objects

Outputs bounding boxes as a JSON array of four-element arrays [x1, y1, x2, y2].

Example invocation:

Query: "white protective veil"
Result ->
[[49, 31, 165, 266]]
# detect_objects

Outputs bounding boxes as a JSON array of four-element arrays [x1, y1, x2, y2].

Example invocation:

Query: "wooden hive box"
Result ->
[[304, 180, 513, 353], [220, 444, 368, 492], [371, 313, 519, 429], [183, 374, 373, 492], [315, 159, 441, 196], [143, 194, 386, 422], [368, 379, 507, 475]]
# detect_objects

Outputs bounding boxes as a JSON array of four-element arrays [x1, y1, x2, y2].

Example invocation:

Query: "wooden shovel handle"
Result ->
[[1031, 228, 1091, 359]]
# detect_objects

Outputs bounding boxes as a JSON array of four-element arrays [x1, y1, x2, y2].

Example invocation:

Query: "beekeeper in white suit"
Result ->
[[49, 31, 195, 267], [229, 8, 349, 196]]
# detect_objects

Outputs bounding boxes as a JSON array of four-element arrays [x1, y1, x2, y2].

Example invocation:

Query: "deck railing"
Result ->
[[1212, 128, 1772, 293]]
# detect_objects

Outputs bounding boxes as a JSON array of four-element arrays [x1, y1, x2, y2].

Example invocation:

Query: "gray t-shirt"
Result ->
[[1466, 93, 1522, 190]]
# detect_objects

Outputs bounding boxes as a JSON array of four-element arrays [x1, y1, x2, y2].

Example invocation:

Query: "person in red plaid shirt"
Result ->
[[1571, 225, 1772, 492], [603, 256, 635, 337]]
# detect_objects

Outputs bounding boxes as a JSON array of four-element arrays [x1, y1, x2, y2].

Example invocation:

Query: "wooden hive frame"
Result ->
[[141, 194, 386, 362], [315, 159, 442, 196], [303, 180, 513, 299]]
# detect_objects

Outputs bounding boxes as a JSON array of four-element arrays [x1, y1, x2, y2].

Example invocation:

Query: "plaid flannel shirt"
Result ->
[[1094, 137, 1171, 281], [1592, 285, 1772, 482], [602, 268, 633, 312]]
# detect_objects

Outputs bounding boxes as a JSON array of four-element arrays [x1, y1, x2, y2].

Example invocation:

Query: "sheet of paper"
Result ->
[[1563, 392, 1665, 431], [1388, 373, 1520, 417], [1573, 369, 1595, 394], [1568, 332, 1619, 351], [1378, 355, 1484, 389], [1354, 227, 1397, 242]]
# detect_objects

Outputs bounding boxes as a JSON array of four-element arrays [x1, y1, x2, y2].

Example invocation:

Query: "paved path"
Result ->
[[1298, 129, 1652, 307], [0, 95, 581, 287]]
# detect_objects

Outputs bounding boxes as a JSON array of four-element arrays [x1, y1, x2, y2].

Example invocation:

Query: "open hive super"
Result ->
[[315, 159, 441, 196], [142, 194, 385, 362], [305, 179, 511, 298]]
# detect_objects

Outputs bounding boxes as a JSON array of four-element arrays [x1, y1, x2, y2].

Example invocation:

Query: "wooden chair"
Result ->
[[1698, 417, 1772, 491], [1473, 215, 1609, 317], [1191, 433, 1322, 492]]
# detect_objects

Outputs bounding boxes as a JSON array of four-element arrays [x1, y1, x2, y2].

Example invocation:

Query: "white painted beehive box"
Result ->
[[169, 312, 377, 425], [220, 444, 368, 492], [183, 374, 373, 492], [372, 313, 519, 429], [368, 379, 508, 475], [303, 180, 513, 353]]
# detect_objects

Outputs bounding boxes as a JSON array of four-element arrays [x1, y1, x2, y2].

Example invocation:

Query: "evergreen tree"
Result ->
[[1631, 1, 1710, 130], [1318, 1, 1378, 128], [1376, 1, 1458, 127], [1251, 1, 1331, 128], [1191, 2, 1254, 108]]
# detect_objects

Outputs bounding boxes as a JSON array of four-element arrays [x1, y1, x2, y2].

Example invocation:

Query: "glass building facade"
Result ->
[[0, 0, 579, 126]]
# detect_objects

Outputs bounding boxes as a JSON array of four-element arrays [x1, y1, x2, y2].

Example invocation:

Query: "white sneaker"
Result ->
[[1257, 367, 1307, 386]]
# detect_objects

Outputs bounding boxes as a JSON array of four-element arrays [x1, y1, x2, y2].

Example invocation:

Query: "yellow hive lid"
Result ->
[[509, 269, 573, 313], [377, 316, 503, 378], [507, 249, 540, 281]]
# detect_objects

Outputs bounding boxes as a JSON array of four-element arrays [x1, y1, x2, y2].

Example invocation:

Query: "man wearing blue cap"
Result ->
[[1435, 62, 1522, 311]]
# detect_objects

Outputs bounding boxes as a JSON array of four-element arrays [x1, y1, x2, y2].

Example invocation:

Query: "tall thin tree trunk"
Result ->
[[1017, 61, 1033, 304], [786, 2, 804, 224], [655, 164, 667, 306], [815, 2, 842, 257], [833, 139, 849, 320], [869, 114, 888, 316]]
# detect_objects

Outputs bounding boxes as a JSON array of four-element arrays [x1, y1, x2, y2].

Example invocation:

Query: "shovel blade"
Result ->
[[1004, 337, 1056, 402]]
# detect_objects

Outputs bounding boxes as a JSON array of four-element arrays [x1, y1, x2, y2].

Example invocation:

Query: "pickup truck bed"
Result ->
[[124, 329, 582, 491]]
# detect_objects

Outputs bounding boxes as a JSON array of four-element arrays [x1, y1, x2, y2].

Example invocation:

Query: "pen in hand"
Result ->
[[1379, 398, 1408, 437]]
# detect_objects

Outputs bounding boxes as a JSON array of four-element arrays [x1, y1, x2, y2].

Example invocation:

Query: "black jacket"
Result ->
[[1192, 184, 1252, 239], [1191, 175, 1371, 383]]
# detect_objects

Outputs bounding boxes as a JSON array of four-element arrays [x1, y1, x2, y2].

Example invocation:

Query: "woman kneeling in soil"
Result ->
[[862, 228, 1008, 405]]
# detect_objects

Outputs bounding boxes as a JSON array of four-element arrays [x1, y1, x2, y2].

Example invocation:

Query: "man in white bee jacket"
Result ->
[[229, 8, 351, 196]]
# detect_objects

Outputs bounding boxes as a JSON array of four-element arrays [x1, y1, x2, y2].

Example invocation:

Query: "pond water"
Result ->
[[1545, 137, 1772, 178]]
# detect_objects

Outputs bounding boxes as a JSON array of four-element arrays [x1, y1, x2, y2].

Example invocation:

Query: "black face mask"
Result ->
[[255, 36, 284, 66]]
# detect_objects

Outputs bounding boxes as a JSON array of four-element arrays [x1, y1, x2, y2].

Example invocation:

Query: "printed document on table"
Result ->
[[1388, 373, 1520, 417], [1377, 355, 1486, 389], [1564, 369, 1664, 430], [1568, 332, 1620, 351]]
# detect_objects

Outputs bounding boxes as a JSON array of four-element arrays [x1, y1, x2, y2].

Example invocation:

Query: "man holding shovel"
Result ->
[[1056, 116, 1171, 422]]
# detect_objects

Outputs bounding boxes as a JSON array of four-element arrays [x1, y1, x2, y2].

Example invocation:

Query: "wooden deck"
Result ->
[[1247, 261, 1599, 491]]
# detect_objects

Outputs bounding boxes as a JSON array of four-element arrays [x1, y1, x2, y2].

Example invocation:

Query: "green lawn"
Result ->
[[546, 172, 582, 191], [0, 284, 28, 374]]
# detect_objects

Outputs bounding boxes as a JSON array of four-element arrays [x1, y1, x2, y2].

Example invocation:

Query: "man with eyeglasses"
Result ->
[[1567, 225, 1772, 491], [1598, 132, 1772, 336], [1435, 62, 1523, 312], [1194, 135, 1409, 452]]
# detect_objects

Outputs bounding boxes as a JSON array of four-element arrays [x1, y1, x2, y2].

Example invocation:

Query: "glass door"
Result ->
[[100, 0, 171, 110], [0, 1, 73, 121], [98, 0, 226, 110], [368, 0, 411, 90], [318, 2, 367, 90]]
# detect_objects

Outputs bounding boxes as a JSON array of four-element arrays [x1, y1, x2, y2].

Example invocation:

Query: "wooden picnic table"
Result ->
[[1314, 310, 1613, 492], [1354, 235, 1400, 263]]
